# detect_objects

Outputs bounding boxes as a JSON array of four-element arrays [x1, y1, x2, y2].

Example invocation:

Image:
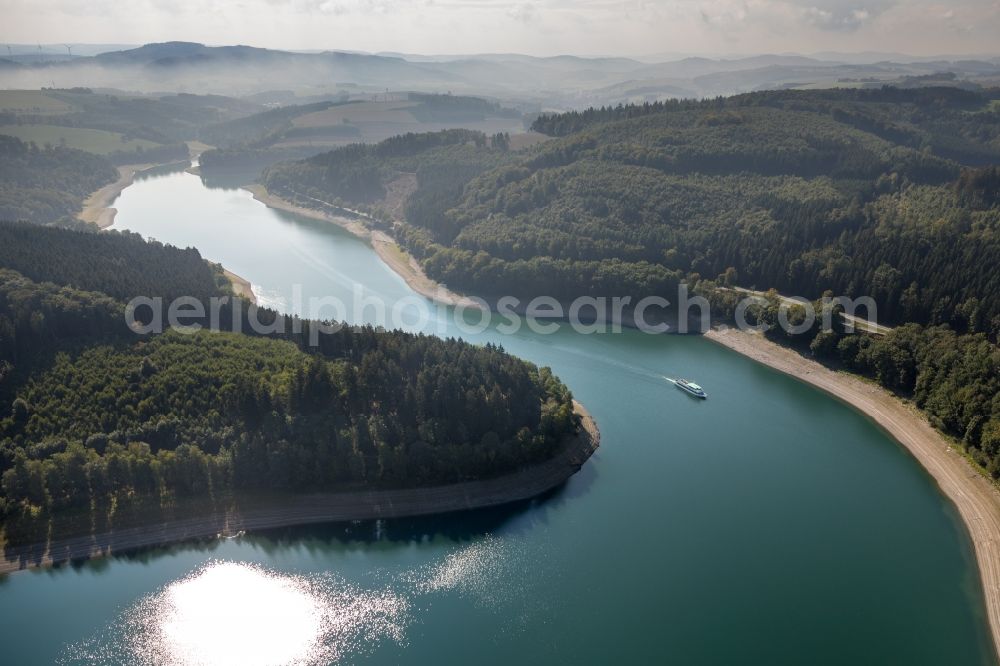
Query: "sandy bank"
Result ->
[[182, 141, 214, 175], [77, 163, 158, 229], [1, 402, 598, 574], [223, 268, 257, 305], [79, 156, 256, 307], [245, 185, 484, 310], [185, 140, 213, 158], [705, 327, 1000, 657]]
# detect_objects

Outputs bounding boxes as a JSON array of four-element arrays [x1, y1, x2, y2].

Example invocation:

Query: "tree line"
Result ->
[[0, 220, 228, 303], [257, 87, 1000, 478], [0, 223, 578, 521], [0, 135, 117, 225], [261, 89, 1000, 331]]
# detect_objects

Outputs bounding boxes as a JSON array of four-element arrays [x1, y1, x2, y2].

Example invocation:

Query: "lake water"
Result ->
[[0, 166, 994, 665]]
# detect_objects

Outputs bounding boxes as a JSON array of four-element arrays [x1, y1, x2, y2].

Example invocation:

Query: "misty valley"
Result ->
[[0, 14, 999, 666]]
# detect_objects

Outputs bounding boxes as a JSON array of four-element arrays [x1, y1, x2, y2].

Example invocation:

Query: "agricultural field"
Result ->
[[793, 80, 874, 90], [274, 97, 525, 148], [291, 100, 419, 127], [0, 90, 74, 114], [0, 124, 162, 154], [508, 130, 550, 150]]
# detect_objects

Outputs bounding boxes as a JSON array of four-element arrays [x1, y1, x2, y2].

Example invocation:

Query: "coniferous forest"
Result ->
[[0, 222, 578, 521], [3, 84, 1000, 522], [262, 86, 1000, 474], [265, 87, 1000, 328], [0, 135, 118, 226]]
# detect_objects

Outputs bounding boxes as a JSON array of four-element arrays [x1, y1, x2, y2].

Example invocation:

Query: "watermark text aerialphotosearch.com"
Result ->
[[126, 284, 878, 344]]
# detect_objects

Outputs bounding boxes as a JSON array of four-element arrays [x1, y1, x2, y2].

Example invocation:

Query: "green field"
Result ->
[[276, 102, 523, 148], [793, 80, 877, 90], [0, 90, 74, 114], [0, 124, 161, 154]]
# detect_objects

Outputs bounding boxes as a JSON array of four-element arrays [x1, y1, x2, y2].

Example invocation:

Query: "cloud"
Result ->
[[795, 0, 895, 31], [3, 0, 1000, 56], [506, 2, 535, 23], [699, 2, 750, 29], [693, 0, 895, 33], [272, 0, 409, 15]]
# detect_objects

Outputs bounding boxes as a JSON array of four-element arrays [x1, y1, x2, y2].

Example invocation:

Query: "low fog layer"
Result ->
[[2, 42, 999, 107]]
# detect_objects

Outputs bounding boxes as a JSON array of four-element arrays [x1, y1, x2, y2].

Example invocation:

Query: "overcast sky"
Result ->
[[2, 0, 999, 57]]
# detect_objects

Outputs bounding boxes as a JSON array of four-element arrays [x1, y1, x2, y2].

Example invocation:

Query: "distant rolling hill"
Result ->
[[0, 42, 997, 107]]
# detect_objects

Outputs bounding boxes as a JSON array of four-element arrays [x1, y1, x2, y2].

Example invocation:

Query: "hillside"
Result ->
[[0, 88, 259, 166], [263, 87, 1000, 330], [198, 94, 525, 174], [0, 222, 580, 529], [0, 135, 118, 225], [1, 42, 999, 105], [259, 86, 1000, 481]]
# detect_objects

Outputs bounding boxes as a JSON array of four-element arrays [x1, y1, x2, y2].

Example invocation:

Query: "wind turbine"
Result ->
[[63, 44, 73, 57]]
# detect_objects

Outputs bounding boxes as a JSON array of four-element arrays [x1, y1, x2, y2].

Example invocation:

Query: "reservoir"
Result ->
[[0, 165, 994, 665]]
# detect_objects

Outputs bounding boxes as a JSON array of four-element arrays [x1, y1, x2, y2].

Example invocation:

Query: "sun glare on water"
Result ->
[[154, 563, 326, 665], [64, 560, 410, 666], [62, 536, 541, 665]]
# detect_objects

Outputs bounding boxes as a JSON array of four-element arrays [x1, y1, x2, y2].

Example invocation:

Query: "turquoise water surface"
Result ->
[[0, 167, 994, 665]]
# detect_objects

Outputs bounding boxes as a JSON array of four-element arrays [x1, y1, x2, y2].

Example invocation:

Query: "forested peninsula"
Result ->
[[0, 221, 590, 563]]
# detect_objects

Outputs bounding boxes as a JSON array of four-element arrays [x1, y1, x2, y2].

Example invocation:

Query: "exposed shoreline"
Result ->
[[44, 168, 1000, 657], [705, 326, 1000, 657], [77, 163, 158, 229], [0, 401, 598, 574], [22, 163, 602, 575], [80, 155, 257, 307], [222, 268, 257, 305], [244, 184, 484, 310]]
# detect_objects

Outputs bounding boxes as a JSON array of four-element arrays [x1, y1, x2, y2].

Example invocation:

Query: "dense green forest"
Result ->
[[262, 128, 509, 206], [406, 93, 520, 123], [263, 86, 1000, 330], [198, 144, 324, 173], [261, 86, 1000, 474], [529, 87, 1000, 165], [0, 135, 117, 225], [0, 223, 578, 520], [533, 87, 987, 135], [0, 220, 228, 302]]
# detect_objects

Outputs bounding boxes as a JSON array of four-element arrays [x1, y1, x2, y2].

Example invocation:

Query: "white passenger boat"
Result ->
[[673, 378, 707, 399]]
